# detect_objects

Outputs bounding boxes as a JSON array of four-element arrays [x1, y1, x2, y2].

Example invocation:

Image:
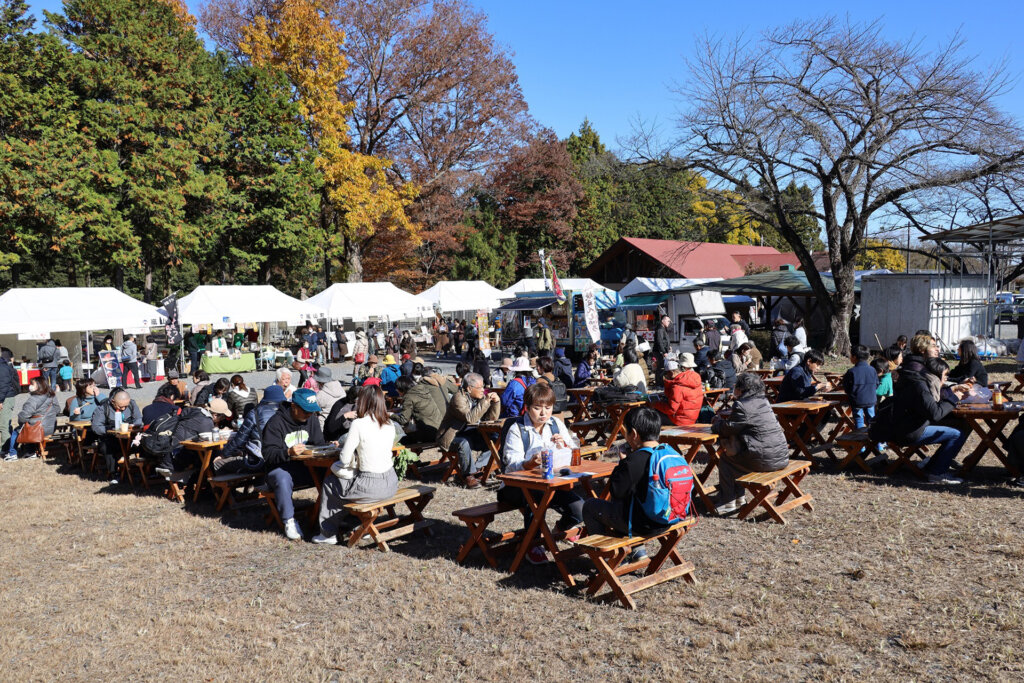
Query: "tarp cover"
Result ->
[[618, 277, 722, 299], [306, 282, 433, 323], [618, 293, 670, 310], [497, 297, 558, 311], [418, 280, 503, 313], [0, 287, 165, 335], [176, 285, 324, 327]]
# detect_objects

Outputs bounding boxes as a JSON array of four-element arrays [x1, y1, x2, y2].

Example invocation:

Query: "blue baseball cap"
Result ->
[[263, 385, 286, 403], [291, 388, 321, 413]]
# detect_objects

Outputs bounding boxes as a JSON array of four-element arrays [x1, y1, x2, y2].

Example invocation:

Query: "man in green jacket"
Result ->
[[536, 318, 554, 359], [392, 375, 443, 445]]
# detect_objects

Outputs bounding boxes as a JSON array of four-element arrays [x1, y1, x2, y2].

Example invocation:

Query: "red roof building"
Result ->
[[581, 237, 801, 287]]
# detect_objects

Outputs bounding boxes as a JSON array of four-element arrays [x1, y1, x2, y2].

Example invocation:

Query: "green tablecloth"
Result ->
[[200, 353, 257, 374]]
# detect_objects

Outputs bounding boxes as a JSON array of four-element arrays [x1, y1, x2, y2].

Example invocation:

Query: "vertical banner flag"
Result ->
[[582, 285, 600, 343], [546, 256, 566, 304], [476, 310, 491, 355], [162, 293, 182, 345]]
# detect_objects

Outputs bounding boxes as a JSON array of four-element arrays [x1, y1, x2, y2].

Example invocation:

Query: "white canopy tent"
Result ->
[[618, 277, 722, 299], [500, 278, 610, 297], [0, 287, 164, 336], [175, 285, 324, 328], [417, 280, 504, 314], [306, 282, 434, 323]]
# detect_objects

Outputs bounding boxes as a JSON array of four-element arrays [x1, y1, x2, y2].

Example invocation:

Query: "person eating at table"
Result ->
[[274, 366, 296, 400], [869, 356, 971, 485], [574, 347, 598, 388], [142, 382, 181, 425], [91, 388, 143, 485], [151, 397, 232, 476], [498, 382, 583, 565], [436, 372, 501, 488], [948, 339, 989, 387], [68, 378, 107, 422], [711, 373, 790, 515], [214, 385, 287, 475], [613, 346, 647, 393], [653, 355, 703, 427], [261, 388, 327, 541], [391, 375, 443, 445], [313, 385, 398, 545], [581, 406, 685, 559], [777, 349, 828, 403]]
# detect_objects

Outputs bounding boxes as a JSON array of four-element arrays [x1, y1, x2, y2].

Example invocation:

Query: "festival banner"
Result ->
[[162, 293, 182, 345], [476, 310, 491, 355], [98, 349, 123, 389], [546, 256, 566, 304], [582, 285, 601, 343]]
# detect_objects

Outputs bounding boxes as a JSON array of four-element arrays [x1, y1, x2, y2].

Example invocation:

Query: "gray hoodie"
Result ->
[[120, 340, 138, 363], [18, 393, 60, 435], [316, 380, 347, 428]]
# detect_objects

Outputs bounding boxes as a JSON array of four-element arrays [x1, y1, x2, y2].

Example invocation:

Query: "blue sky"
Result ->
[[25, 1, 1024, 149]]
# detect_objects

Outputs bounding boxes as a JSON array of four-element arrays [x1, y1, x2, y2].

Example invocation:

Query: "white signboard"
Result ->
[[17, 331, 50, 341]]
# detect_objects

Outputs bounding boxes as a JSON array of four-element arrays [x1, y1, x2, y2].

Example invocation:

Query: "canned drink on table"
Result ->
[[541, 448, 554, 479]]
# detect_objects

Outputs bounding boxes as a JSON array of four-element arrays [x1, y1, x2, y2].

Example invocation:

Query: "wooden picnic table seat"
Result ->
[[735, 460, 813, 525], [575, 444, 606, 462], [567, 417, 611, 443], [883, 442, 935, 479], [574, 517, 698, 610], [343, 485, 435, 552], [42, 424, 76, 460], [208, 471, 264, 512], [127, 456, 167, 490], [452, 501, 525, 568], [399, 441, 443, 479], [1004, 373, 1024, 396], [833, 429, 884, 473], [162, 470, 193, 504]]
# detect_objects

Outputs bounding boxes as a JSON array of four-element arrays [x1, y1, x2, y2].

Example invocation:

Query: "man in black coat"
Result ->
[[0, 348, 20, 451], [653, 314, 672, 386]]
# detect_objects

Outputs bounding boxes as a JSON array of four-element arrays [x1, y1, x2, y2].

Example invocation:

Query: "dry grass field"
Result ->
[[1, 363, 1022, 681]]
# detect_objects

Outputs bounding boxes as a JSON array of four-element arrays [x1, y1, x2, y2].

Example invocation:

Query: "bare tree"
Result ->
[[669, 17, 1024, 354]]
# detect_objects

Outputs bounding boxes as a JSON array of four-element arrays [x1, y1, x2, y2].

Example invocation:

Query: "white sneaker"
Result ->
[[716, 499, 742, 515], [283, 518, 303, 541], [927, 473, 964, 485], [312, 534, 337, 545], [25, 453, 39, 460], [109, 477, 119, 485], [3, 454, 17, 462]]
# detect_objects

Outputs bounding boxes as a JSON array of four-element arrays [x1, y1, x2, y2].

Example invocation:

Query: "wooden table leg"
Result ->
[[192, 448, 214, 502], [118, 438, 135, 485], [508, 488, 555, 574], [960, 416, 1017, 475]]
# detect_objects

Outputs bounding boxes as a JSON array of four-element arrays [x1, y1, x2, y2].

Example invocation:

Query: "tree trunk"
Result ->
[[827, 263, 857, 357], [343, 235, 363, 282], [68, 262, 77, 288], [143, 259, 153, 303], [114, 265, 124, 292]]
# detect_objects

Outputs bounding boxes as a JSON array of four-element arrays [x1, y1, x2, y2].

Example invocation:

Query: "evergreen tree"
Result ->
[[450, 194, 517, 289]]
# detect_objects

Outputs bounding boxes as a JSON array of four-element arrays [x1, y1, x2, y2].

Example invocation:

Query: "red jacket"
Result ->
[[654, 370, 703, 426]]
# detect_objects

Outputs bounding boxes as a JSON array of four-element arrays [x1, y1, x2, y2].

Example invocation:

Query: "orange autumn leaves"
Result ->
[[240, 0, 417, 252]]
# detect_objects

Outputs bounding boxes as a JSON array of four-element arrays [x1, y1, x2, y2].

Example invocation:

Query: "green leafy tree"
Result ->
[[566, 119, 617, 270], [450, 194, 517, 289], [48, 0, 230, 301]]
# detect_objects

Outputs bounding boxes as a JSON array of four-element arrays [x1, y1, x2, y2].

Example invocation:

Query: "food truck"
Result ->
[[496, 290, 619, 355]]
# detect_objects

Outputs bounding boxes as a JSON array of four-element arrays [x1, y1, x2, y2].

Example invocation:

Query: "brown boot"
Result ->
[[463, 474, 481, 489]]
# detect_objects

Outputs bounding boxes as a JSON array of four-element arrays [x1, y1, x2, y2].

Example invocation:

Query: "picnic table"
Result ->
[[702, 387, 728, 412], [497, 461, 616, 586], [110, 427, 142, 484], [750, 369, 774, 378], [180, 436, 230, 501], [68, 419, 91, 466], [601, 400, 648, 448], [476, 420, 506, 482], [952, 402, 1023, 477], [566, 387, 596, 421], [661, 424, 720, 514], [771, 399, 839, 460], [818, 390, 857, 440], [763, 376, 783, 401]]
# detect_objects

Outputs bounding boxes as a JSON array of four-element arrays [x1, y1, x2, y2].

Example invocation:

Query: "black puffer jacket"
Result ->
[[712, 395, 789, 469], [0, 359, 19, 402], [870, 367, 955, 445]]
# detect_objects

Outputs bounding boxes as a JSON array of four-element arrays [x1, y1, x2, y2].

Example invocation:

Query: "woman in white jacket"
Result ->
[[313, 385, 398, 544]]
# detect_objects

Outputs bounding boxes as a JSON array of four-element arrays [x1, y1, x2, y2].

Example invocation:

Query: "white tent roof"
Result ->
[[418, 280, 504, 312], [500, 278, 610, 297], [176, 285, 324, 327], [306, 282, 434, 322], [619, 277, 722, 298], [0, 287, 165, 336]]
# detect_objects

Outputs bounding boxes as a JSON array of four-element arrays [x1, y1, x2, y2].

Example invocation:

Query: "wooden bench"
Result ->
[[833, 429, 884, 473], [452, 501, 525, 568], [399, 441, 442, 479], [343, 485, 436, 552], [574, 517, 698, 610], [884, 442, 935, 479], [735, 460, 813, 525], [208, 472, 264, 512], [1004, 373, 1024, 396], [42, 425, 77, 460], [567, 418, 611, 444]]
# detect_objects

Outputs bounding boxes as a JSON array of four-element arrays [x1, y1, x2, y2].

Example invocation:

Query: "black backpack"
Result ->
[[140, 409, 182, 460], [701, 365, 726, 389], [538, 375, 568, 412]]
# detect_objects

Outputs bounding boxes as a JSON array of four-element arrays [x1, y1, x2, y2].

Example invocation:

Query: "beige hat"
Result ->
[[207, 397, 232, 417], [501, 357, 514, 369], [413, 356, 425, 365], [679, 352, 697, 369]]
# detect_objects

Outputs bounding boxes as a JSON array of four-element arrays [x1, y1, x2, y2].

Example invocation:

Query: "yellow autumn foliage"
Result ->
[[858, 237, 906, 271], [241, 0, 416, 242]]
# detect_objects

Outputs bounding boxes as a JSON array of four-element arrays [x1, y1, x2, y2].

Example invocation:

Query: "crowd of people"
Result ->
[[2, 312, 1022, 566]]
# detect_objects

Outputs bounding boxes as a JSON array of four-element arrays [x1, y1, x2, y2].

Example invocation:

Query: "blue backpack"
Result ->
[[630, 444, 694, 534]]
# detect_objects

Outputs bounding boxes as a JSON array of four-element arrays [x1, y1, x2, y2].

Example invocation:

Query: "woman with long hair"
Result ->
[[313, 385, 398, 544], [6, 376, 59, 460], [949, 339, 989, 387], [225, 374, 258, 422]]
